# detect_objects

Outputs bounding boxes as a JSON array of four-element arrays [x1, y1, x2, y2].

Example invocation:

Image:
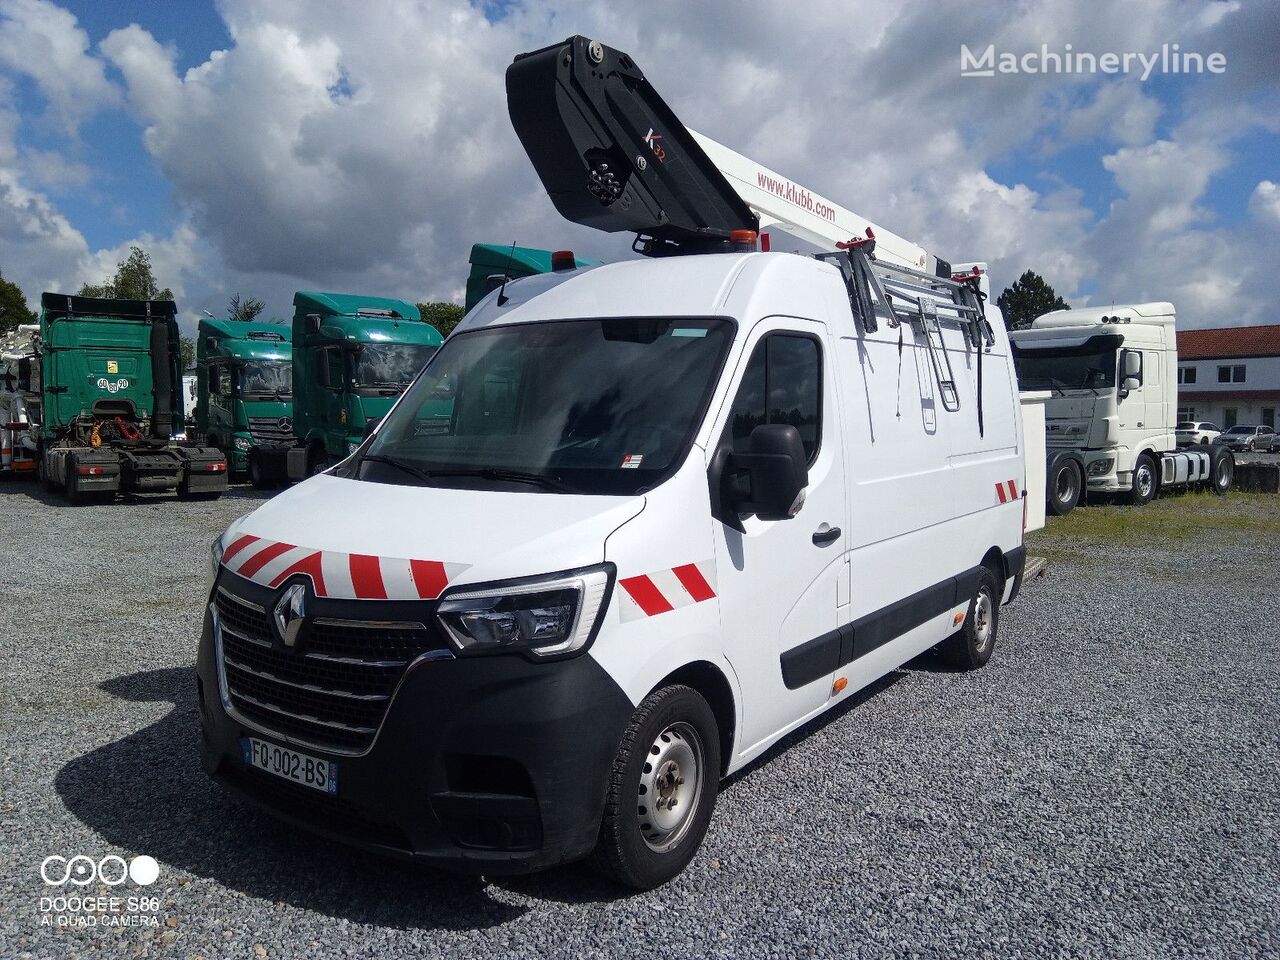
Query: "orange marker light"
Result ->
[[832, 676, 848, 696], [953, 611, 965, 625]]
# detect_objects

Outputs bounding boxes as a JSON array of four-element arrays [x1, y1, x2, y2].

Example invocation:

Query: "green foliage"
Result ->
[[77, 246, 175, 302], [0, 270, 36, 336], [417, 301, 465, 338], [180, 336, 195, 371], [996, 270, 1069, 330], [229, 293, 266, 322]]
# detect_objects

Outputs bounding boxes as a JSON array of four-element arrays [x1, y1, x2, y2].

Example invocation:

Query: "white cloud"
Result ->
[[0, 0, 119, 133], [1248, 181, 1280, 226]]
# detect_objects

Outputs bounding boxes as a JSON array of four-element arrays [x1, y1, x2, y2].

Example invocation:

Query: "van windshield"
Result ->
[[1012, 337, 1120, 391], [239, 361, 292, 399], [357, 317, 734, 495]]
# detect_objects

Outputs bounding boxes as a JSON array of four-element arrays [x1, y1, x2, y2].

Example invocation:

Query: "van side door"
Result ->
[[709, 318, 848, 757]]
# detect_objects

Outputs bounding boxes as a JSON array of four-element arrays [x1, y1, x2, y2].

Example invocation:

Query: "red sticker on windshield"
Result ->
[[620, 454, 643, 469]]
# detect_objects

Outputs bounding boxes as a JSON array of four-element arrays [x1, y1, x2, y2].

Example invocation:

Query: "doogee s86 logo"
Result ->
[[40, 854, 158, 886]]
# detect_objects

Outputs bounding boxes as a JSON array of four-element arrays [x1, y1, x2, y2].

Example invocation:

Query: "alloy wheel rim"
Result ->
[[637, 721, 704, 853], [1137, 464, 1153, 498]]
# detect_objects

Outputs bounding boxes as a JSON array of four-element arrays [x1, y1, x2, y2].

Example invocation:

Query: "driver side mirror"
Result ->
[[727, 424, 809, 521], [1120, 375, 1141, 396]]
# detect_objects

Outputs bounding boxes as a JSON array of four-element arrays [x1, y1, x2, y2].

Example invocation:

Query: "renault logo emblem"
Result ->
[[272, 583, 306, 648]]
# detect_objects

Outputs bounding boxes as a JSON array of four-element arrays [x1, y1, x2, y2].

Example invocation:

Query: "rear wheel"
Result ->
[[940, 566, 1001, 670], [1047, 459, 1081, 516], [1212, 449, 1234, 495], [1127, 453, 1157, 505], [591, 684, 720, 890]]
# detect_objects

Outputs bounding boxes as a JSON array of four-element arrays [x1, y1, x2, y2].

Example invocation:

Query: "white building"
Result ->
[[1176, 324, 1280, 430]]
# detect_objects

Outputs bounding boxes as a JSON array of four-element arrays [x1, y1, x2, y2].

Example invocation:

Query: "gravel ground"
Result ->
[[1, 481, 1277, 959]]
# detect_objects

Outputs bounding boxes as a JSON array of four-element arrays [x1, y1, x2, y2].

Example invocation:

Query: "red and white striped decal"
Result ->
[[221, 534, 467, 600], [994, 479, 1019, 504], [617, 561, 717, 622]]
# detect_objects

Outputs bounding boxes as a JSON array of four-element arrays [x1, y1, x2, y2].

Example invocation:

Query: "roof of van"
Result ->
[[293, 291, 421, 321], [1030, 302, 1175, 329], [458, 251, 843, 334]]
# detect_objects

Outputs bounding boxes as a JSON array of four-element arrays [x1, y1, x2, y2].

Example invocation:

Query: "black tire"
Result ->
[[1127, 453, 1157, 505], [1211, 448, 1233, 496], [1047, 459, 1081, 516], [1199, 437, 1209, 445], [248, 455, 272, 490], [940, 565, 1001, 670], [308, 445, 330, 477], [591, 684, 720, 890]]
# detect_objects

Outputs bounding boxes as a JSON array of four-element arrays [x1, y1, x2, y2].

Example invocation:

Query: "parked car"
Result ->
[[1214, 424, 1276, 452], [1175, 421, 1221, 446]]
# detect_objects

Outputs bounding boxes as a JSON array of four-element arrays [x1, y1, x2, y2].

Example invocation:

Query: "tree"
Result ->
[[77, 246, 174, 302], [228, 293, 266, 322], [0, 270, 36, 336], [179, 336, 195, 371], [996, 270, 1069, 330], [417, 301, 465, 338]]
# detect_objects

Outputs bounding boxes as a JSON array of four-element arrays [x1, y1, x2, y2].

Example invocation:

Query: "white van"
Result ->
[[196, 35, 1028, 890], [198, 249, 1028, 887]]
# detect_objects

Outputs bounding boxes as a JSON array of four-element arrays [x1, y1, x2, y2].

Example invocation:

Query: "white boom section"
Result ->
[[689, 129, 930, 271]]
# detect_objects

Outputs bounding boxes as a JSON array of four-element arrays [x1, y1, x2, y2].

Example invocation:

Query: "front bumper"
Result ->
[[196, 598, 633, 874]]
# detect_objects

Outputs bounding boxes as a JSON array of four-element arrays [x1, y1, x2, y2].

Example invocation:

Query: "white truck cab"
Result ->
[[197, 35, 1028, 889], [1010, 303, 1233, 511]]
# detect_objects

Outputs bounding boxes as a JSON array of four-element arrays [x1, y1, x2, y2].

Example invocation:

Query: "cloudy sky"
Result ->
[[0, 0, 1276, 335]]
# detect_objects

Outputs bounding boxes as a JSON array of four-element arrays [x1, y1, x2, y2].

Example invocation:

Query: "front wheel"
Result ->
[[1127, 453, 1157, 505], [1048, 459, 1081, 516], [591, 685, 720, 890], [1212, 448, 1234, 495], [248, 455, 273, 490]]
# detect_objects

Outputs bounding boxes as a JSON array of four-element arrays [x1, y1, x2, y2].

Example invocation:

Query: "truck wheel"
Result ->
[[591, 684, 720, 890], [940, 565, 1000, 670], [1047, 459, 1081, 516], [308, 446, 330, 477], [1211, 448, 1234, 495], [1127, 453, 1157, 505], [248, 456, 272, 490]]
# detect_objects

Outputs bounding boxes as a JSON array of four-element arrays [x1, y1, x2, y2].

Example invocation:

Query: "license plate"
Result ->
[[240, 737, 338, 795]]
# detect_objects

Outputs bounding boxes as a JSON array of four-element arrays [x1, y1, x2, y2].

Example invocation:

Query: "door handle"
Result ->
[[812, 524, 841, 546]]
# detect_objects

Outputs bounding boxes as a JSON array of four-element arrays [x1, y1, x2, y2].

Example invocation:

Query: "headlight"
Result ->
[[436, 565, 613, 659], [233, 436, 252, 451], [1087, 458, 1114, 477]]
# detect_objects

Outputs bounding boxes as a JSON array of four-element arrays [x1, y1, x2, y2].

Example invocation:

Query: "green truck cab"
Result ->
[[196, 318, 292, 485], [32, 293, 227, 501], [287, 291, 442, 478], [465, 244, 602, 311]]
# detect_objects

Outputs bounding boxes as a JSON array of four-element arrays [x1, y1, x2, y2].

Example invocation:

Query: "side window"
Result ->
[[723, 333, 822, 464], [320, 348, 345, 391], [209, 363, 225, 397]]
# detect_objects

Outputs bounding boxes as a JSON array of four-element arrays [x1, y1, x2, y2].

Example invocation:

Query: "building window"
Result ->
[[1264, 408, 1276, 429], [1218, 364, 1246, 383], [1223, 408, 1238, 429], [1178, 367, 1197, 384], [1177, 407, 1195, 422]]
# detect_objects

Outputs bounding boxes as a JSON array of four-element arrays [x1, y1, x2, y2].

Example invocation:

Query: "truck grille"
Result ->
[[247, 416, 294, 444], [214, 584, 448, 754]]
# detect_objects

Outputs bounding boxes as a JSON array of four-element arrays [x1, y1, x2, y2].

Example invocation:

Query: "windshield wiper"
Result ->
[[419, 467, 575, 493], [358, 454, 435, 484], [358, 457, 575, 493]]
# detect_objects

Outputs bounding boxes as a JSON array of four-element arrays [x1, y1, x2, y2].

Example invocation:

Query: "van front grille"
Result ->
[[213, 584, 448, 754]]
